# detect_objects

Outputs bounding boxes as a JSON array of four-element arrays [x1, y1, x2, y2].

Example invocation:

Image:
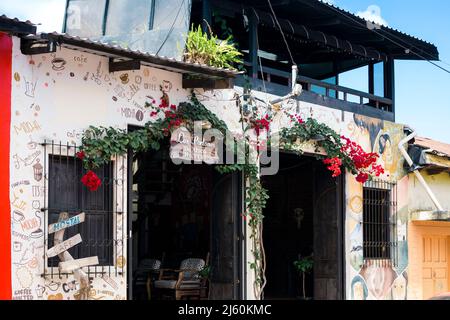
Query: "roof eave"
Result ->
[[22, 32, 241, 81], [0, 15, 36, 35]]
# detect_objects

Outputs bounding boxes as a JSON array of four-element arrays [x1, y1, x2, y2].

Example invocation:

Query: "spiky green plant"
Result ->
[[184, 24, 242, 69]]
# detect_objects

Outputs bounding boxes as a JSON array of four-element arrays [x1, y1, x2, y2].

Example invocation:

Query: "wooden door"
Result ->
[[313, 163, 344, 300], [209, 171, 242, 299], [422, 235, 449, 299]]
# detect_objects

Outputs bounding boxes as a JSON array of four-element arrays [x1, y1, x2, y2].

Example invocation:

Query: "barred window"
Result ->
[[47, 155, 114, 267], [362, 180, 397, 265]]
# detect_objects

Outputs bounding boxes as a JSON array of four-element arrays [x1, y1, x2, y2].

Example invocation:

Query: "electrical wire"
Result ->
[[324, 3, 450, 75], [155, 0, 186, 56], [255, 23, 269, 105], [266, 0, 296, 65]]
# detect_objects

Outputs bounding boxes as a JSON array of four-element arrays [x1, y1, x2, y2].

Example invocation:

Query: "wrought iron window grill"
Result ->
[[41, 140, 126, 279], [362, 179, 398, 268]]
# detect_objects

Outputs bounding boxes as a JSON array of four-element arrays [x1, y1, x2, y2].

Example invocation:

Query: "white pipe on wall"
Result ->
[[269, 65, 302, 105], [398, 129, 444, 212]]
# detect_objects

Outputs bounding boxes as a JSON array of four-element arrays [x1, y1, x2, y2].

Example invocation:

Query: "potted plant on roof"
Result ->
[[293, 255, 314, 300]]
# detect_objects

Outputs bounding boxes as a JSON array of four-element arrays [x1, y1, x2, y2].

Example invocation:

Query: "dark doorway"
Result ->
[[261, 152, 344, 300], [127, 138, 242, 300]]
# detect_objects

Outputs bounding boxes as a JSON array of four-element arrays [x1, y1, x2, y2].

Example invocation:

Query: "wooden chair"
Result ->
[[134, 258, 162, 300], [154, 253, 209, 300]]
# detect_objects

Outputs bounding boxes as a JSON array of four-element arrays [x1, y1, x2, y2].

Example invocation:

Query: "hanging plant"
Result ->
[[250, 114, 272, 137], [77, 82, 385, 301], [78, 90, 229, 184], [280, 114, 385, 184]]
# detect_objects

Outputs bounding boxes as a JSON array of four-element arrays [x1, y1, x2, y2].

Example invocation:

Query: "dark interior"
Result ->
[[131, 143, 213, 299], [261, 153, 315, 299]]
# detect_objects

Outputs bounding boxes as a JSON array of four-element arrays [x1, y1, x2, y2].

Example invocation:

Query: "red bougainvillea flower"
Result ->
[[356, 172, 369, 184], [289, 113, 304, 124], [251, 114, 272, 136], [170, 104, 177, 110], [323, 157, 342, 177], [76, 151, 85, 160], [339, 135, 386, 183], [81, 170, 102, 191], [150, 111, 158, 117], [159, 97, 169, 109]]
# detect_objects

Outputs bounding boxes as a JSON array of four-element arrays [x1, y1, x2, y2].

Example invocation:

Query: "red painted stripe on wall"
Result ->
[[0, 32, 12, 300]]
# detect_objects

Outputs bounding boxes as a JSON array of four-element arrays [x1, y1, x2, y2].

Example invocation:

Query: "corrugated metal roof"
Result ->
[[1, 14, 239, 78], [0, 14, 36, 35], [414, 137, 450, 158], [317, 0, 437, 47], [0, 14, 34, 26], [35, 32, 240, 78]]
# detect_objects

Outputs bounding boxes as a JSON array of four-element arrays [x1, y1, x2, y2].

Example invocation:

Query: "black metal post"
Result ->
[[248, 10, 258, 79]]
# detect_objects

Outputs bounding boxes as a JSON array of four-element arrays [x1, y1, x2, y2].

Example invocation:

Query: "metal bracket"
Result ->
[[20, 37, 57, 55], [182, 74, 234, 89], [109, 58, 141, 73]]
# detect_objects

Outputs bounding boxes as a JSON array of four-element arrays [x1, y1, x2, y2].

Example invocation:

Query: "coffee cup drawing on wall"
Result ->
[[51, 57, 67, 71], [13, 210, 25, 223]]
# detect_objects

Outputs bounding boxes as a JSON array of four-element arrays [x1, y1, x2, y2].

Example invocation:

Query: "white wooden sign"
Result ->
[[170, 128, 220, 164], [48, 212, 85, 234], [46, 233, 82, 258], [52, 212, 91, 300], [59, 256, 99, 273]]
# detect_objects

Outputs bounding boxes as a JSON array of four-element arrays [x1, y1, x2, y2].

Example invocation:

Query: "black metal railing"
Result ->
[[244, 62, 393, 112], [41, 140, 126, 278], [362, 180, 398, 268]]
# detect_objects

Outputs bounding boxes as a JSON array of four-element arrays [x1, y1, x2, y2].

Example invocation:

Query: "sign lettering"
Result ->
[[47, 234, 82, 258], [48, 212, 85, 234]]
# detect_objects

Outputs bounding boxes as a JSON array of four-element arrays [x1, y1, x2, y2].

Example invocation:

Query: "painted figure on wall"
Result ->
[[377, 133, 398, 176], [359, 261, 397, 300], [349, 222, 363, 271], [352, 114, 384, 152], [373, 122, 406, 180]]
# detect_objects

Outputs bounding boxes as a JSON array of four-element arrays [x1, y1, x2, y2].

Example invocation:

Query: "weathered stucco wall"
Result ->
[[408, 172, 450, 213], [198, 87, 409, 300], [9, 37, 191, 300]]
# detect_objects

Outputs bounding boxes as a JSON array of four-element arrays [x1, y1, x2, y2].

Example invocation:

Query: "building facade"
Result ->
[[0, 0, 444, 301], [406, 137, 450, 300]]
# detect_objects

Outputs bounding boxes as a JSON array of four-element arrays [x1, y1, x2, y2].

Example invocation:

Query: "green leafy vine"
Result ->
[[77, 85, 385, 300]]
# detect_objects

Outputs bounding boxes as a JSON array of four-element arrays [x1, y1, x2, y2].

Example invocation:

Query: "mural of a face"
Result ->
[[379, 133, 395, 172], [352, 114, 384, 151], [360, 262, 397, 300]]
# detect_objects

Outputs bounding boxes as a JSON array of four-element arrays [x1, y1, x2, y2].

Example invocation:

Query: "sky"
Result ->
[[0, 0, 449, 143]]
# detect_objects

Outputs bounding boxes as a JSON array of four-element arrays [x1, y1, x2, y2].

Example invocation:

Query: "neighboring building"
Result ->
[[406, 137, 450, 300], [0, 0, 442, 300]]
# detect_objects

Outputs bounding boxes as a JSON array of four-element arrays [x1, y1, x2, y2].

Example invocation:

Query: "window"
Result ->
[[362, 181, 397, 265], [65, 0, 156, 37], [339, 65, 369, 104], [105, 0, 155, 36], [47, 155, 114, 267], [65, 0, 107, 38], [372, 62, 385, 98]]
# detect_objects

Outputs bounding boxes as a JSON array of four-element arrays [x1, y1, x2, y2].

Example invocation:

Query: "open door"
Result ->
[[313, 162, 345, 300], [209, 171, 242, 299]]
